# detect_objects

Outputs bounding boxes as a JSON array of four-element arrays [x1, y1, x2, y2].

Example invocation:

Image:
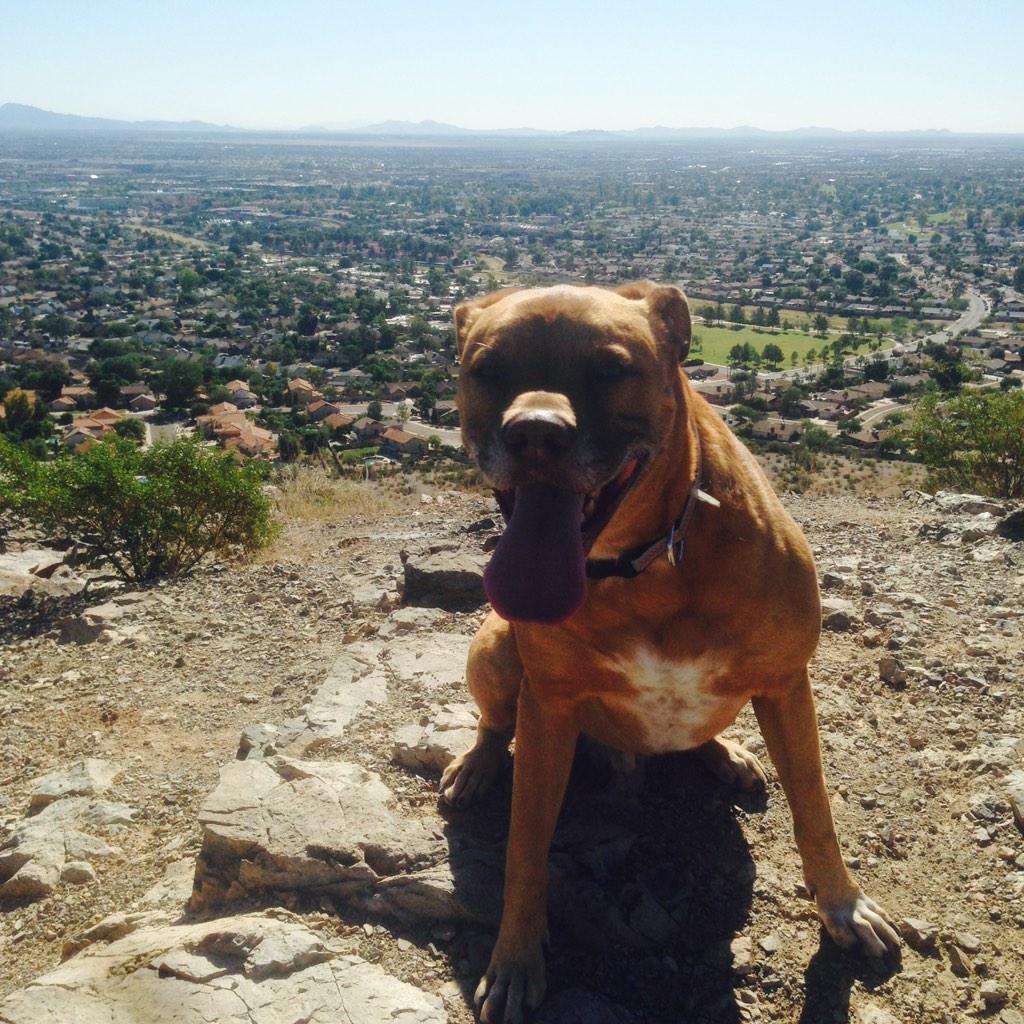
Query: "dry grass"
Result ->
[[250, 467, 408, 564], [270, 466, 398, 524]]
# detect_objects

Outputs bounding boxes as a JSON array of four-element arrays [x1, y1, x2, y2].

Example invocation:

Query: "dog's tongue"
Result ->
[[484, 485, 586, 624]]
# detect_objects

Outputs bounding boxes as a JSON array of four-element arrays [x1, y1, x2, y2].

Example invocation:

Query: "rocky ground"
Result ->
[[0, 478, 1022, 1024]]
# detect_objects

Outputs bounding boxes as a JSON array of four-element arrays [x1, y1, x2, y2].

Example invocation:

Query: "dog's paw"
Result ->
[[440, 739, 506, 808], [697, 736, 768, 791], [475, 950, 546, 1024], [817, 890, 901, 957]]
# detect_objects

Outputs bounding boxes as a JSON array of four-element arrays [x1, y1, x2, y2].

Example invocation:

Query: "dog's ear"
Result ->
[[616, 281, 691, 363], [454, 288, 522, 357]]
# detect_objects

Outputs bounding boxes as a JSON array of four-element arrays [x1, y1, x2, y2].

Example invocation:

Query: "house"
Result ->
[[90, 407, 124, 425], [845, 381, 890, 401], [207, 401, 238, 416], [129, 393, 157, 412], [119, 383, 153, 402], [749, 416, 798, 441], [380, 427, 427, 457], [433, 400, 460, 427], [60, 386, 96, 408], [353, 417, 387, 442], [196, 408, 276, 457], [306, 399, 342, 423], [62, 427, 102, 452], [691, 380, 736, 405], [229, 387, 258, 408], [223, 379, 258, 408], [222, 424, 276, 457], [49, 395, 77, 414], [286, 378, 322, 406], [323, 412, 356, 432]]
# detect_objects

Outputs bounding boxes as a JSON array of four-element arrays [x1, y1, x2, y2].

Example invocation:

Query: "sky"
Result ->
[[1, 0, 1021, 133]]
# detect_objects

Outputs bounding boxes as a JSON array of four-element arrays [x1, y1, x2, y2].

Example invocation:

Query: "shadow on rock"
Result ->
[[800, 938, 902, 1024], [443, 745, 763, 1024]]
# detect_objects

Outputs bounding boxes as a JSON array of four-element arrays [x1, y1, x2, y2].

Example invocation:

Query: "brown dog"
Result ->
[[441, 282, 899, 1023]]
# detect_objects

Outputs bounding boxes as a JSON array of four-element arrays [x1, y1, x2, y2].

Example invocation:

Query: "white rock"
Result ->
[[60, 861, 97, 884], [0, 798, 124, 901], [0, 910, 447, 1024], [192, 756, 443, 909], [30, 759, 120, 809], [387, 632, 471, 690], [393, 703, 479, 774]]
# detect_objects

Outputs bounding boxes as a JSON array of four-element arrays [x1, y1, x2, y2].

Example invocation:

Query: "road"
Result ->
[[907, 287, 990, 351]]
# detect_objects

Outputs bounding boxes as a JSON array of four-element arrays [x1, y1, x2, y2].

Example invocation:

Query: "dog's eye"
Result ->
[[470, 359, 503, 382], [594, 360, 631, 381]]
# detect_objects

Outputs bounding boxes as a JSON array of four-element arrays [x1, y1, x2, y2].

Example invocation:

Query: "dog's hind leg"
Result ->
[[695, 734, 768, 791], [441, 612, 521, 807]]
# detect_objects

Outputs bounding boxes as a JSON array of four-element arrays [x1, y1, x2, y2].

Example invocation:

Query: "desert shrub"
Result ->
[[17, 436, 276, 581], [908, 390, 1024, 498]]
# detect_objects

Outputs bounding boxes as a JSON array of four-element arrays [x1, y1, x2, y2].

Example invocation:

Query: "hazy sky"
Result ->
[[1, 0, 1021, 132]]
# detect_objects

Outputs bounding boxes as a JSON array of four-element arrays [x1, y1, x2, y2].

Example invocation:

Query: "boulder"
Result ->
[[401, 543, 488, 609], [0, 909, 447, 1024]]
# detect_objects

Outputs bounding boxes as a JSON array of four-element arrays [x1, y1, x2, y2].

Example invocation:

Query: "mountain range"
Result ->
[[0, 102, 1007, 140]]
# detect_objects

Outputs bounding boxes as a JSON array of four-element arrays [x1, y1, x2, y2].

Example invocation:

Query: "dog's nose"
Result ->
[[502, 410, 576, 459]]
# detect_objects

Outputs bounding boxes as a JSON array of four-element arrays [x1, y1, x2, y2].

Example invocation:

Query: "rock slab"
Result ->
[[0, 909, 447, 1024], [192, 755, 443, 907]]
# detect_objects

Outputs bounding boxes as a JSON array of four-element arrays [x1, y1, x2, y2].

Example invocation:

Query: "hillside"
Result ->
[[0, 481, 1022, 1023], [0, 103, 235, 133]]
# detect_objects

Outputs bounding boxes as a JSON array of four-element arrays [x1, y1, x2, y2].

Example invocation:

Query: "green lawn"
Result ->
[[691, 326, 828, 367]]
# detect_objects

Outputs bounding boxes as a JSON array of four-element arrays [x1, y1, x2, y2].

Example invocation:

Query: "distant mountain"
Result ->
[[0, 103, 238, 133], [358, 119, 476, 136], [0, 103, 1006, 140]]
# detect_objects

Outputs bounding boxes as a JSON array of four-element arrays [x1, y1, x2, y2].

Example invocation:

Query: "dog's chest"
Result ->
[[603, 646, 744, 753]]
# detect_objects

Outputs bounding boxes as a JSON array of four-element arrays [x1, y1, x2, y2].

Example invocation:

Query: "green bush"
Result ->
[[13, 436, 277, 581], [908, 390, 1024, 498]]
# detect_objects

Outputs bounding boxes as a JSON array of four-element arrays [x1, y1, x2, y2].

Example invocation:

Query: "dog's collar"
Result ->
[[584, 431, 718, 580]]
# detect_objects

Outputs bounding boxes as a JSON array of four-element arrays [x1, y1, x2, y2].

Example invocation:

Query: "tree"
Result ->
[[909, 390, 1024, 498], [113, 417, 146, 444], [278, 431, 301, 463], [813, 314, 830, 337], [159, 360, 204, 410], [176, 266, 202, 295], [15, 436, 276, 581], [762, 343, 784, 369], [296, 305, 319, 336], [367, 399, 383, 421]]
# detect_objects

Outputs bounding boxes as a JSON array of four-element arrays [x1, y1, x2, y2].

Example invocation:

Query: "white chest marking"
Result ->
[[608, 646, 742, 753]]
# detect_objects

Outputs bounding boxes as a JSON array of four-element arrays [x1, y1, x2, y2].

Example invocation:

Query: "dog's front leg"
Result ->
[[753, 670, 900, 957], [476, 683, 578, 1024]]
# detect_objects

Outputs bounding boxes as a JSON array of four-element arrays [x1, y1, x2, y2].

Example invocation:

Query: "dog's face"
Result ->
[[455, 282, 691, 623]]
